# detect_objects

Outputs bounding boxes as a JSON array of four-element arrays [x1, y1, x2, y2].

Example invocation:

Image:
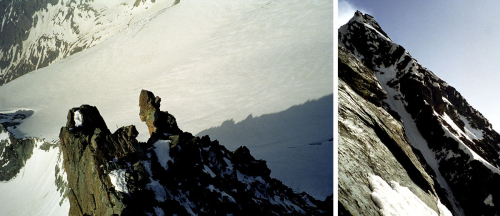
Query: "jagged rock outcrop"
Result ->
[[60, 90, 331, 215], [60, 105, 134, 215], [0, 124, 38, 181], [340, 11, 500, 215]]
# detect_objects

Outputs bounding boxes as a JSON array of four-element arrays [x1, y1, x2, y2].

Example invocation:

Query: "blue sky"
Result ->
[[338, 0, 500, 131]]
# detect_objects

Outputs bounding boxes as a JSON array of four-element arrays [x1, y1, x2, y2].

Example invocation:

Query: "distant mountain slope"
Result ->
[[0, 0, 179, 85], [339, 11, 500, 215]]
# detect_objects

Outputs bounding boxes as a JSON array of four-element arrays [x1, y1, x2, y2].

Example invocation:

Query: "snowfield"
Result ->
[[0, 141, 70, 216], [0, 0, 333, 214]]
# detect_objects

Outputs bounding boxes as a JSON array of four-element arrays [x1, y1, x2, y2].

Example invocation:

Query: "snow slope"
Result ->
[[0, 0, 179, 84], [0, 0, 333, 142], [0, 141, 69, 216], [0, 0, 332, 214]]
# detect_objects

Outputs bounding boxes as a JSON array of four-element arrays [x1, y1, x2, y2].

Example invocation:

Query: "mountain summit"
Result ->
[[339, 11, 500, 216]]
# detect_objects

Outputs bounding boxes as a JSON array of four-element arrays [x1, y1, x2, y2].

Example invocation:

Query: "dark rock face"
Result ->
[[60, 105, 132, 215], [60, 90, 330, 215], [340, 11, 500, 215], [338, 45, 387, 106], [0, 124, 38, 181]]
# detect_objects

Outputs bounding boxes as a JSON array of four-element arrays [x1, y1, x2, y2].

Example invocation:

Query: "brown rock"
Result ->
[[139, 90, 161, 135]]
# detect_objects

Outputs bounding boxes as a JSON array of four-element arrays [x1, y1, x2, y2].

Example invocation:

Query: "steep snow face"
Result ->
[[0, 0, 179, 85], [0, 140, 69, 215], [340, 11, 500, 216]]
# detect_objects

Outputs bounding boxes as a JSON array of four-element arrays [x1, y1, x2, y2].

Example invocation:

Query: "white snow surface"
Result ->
[[153, 139, 172, 170], [108, 168, 129, 194], [0, 130, 11, 146], [484, 194, 494, 207], [74, 110, 83, 127], [369, 174, 452, 216], [0, 140, 70, 215]]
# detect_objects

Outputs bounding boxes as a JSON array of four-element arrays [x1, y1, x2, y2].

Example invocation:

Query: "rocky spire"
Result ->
[[139, 89, 181, 136]]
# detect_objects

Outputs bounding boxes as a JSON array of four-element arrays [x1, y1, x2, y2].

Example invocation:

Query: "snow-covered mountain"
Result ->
[[0, 0, 180, 85], [0, 0, 333, 215], [339, 11, 500, 216]]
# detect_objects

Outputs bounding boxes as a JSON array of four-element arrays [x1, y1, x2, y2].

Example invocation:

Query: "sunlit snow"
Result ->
[[74, 110, 83, 127], [0, 141, 70, 215], [369, 174, 452, 216], [109, 169, 129, 194]]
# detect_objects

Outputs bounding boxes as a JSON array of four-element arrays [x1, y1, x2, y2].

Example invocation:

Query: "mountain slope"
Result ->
[[340, 11, 500, 215], [0, 0, 179, 85], [339, 45, 452, 216]]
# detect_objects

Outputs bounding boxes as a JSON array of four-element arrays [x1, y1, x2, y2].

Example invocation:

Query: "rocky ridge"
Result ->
[[339, 11, 500, 215], [59, 90, 331, 215], [338, 45, 451, 216], [0, 124, 37, 181]]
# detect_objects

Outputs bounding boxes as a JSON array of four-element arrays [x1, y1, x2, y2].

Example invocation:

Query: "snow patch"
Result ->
[[203, 165, 216, 178], [459, 114, 484, 140], [0, 130, 11, 146], [484, 194, 494, 207], [108, 169, 129, 194], [153, 140, 172, 170], [445, 151, 461, 160], [74, 110, 83, 127], [369, 174, 451, 216], [440, 120, 500, 175], [154, 206, 165, 216]]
